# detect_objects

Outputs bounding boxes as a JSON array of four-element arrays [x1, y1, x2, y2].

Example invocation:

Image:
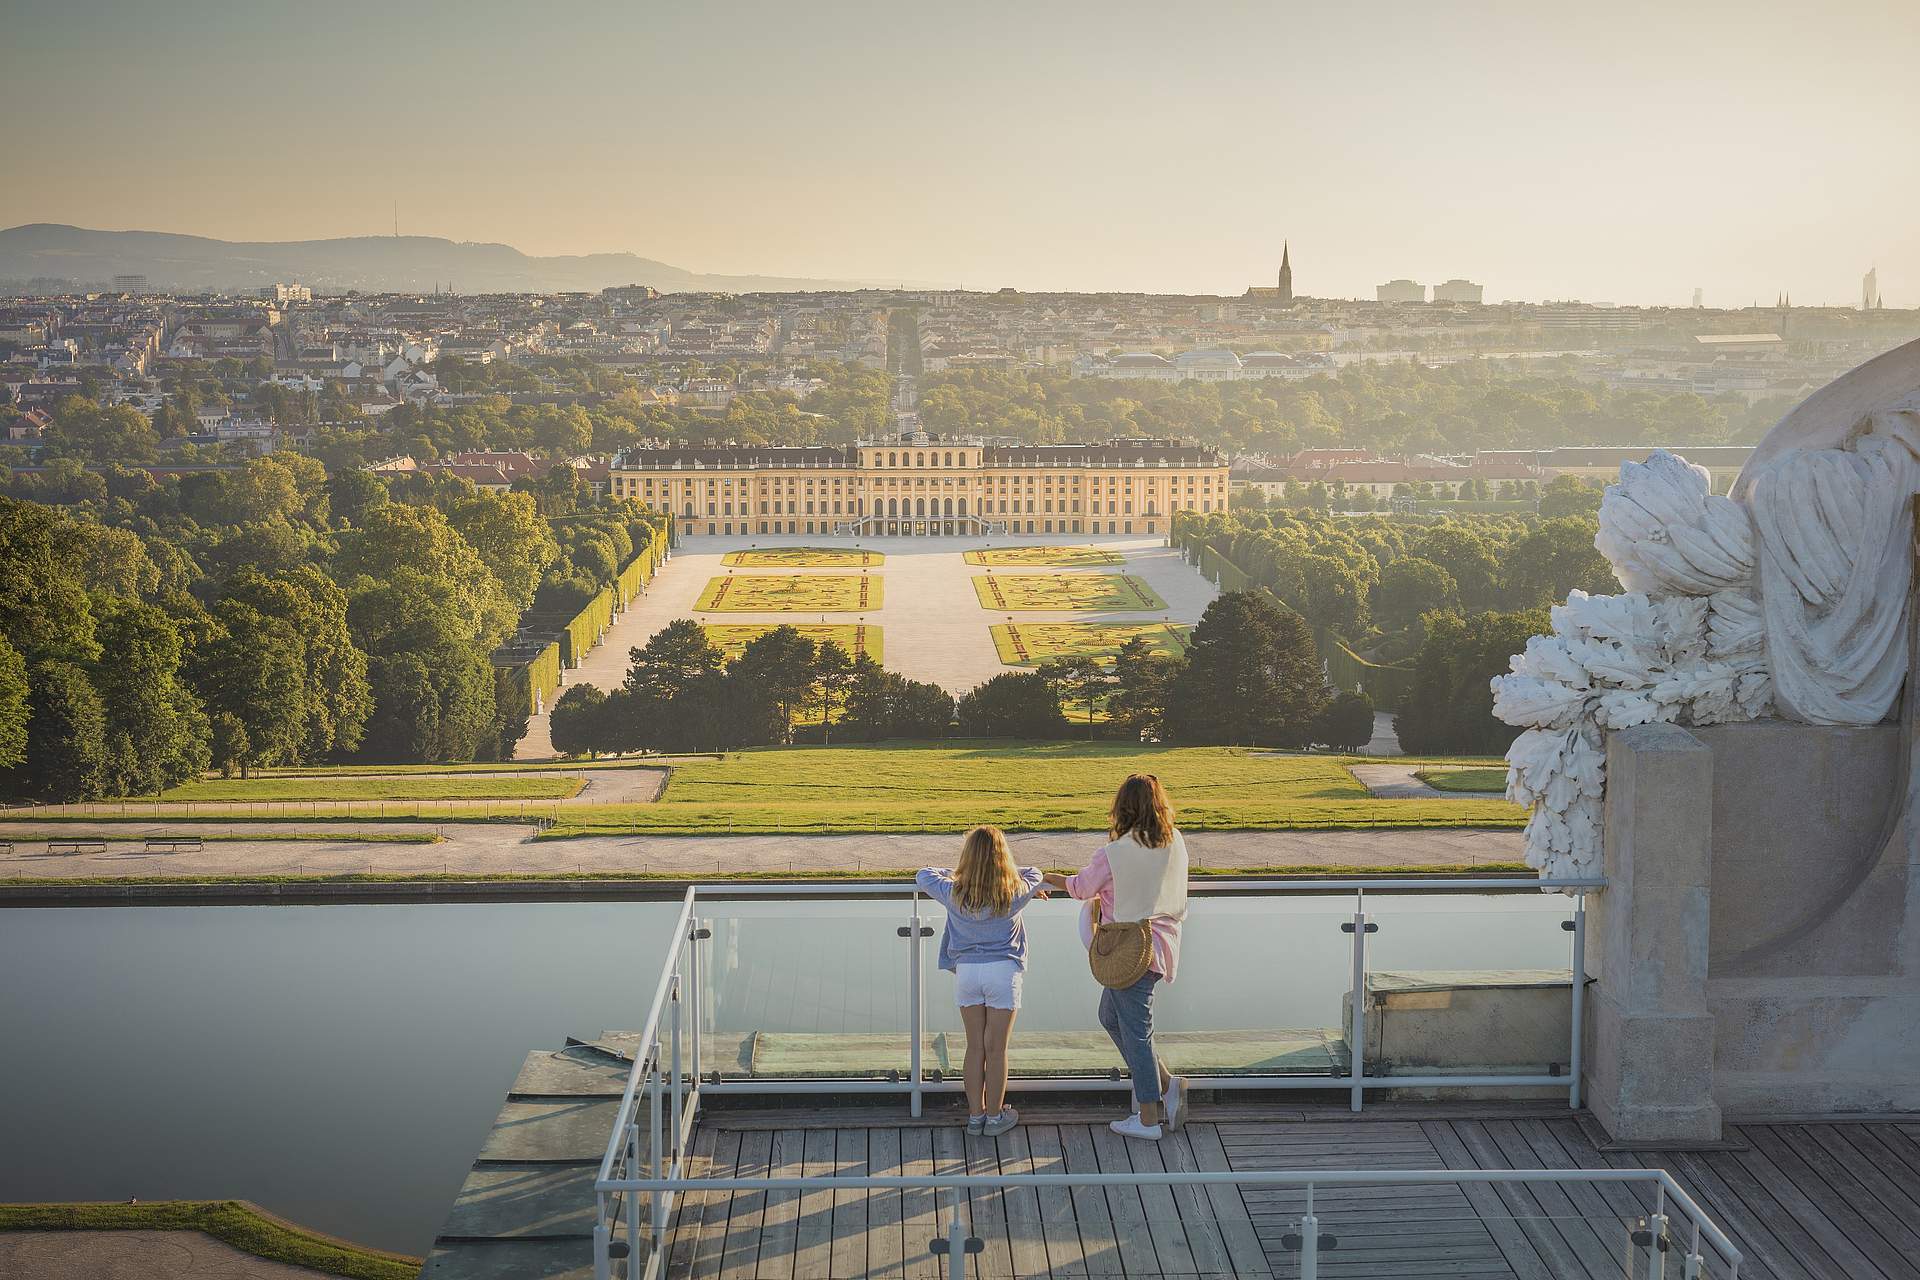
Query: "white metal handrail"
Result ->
[[592, 875, 1612, 1280]]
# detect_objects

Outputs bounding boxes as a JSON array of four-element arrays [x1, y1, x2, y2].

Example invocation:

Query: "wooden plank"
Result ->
[[1026, 1125, 1089, 1279], [1174, 1124, 1271, 1279], [934, 1124, 983, 1280], [1838, 1124, 1920, 1206], [1158, 1129, 1233, 1278], [829, 1127, 869, 1279], [963, 1126, 1016, 1279], [998, 1126, 1053, 1279], [1788, 1124, 1920, 1268], [1505, 1118, 1645, 1262], [1125, 1132, 1199, 1279], [792, 1128, 838, 1280], [1087, 1123, 1154, 1278], [692, 1127, 743, 1280], [1661, 1145, 1816, 1280], [666, 1124, 721, 1278], [1741, 1124, 1912, 1280], [1806, 1124, 1920, 1224], [867, 1127, 907, 1280], [1479, 1118, 1623, 1280], [1060, 1124, 1127, 1277], [900, 1126, 943, 1280], [719, 1127, 772, 1280], [754, 1129, 804, 1280], [1446, 1119, 1599, 1280], [1421, 1120, 1548, 1280]]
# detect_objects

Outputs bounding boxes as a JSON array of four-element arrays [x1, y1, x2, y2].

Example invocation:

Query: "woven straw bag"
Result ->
[[1087, 897, 1153, 989]]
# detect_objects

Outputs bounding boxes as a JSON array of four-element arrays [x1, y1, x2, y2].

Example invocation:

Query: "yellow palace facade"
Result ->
[[609, 432, 1229, 538]]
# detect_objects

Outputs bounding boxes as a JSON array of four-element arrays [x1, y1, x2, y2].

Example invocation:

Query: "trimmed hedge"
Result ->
[[1326, 639, 1415, 711], [0, 1200, 419, 1280]]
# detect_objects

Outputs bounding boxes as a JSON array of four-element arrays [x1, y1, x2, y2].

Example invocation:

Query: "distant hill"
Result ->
[[0, 224, 911, 295]]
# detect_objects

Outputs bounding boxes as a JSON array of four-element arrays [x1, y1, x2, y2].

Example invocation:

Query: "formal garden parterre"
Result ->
[[991, 621, 1192, 667], [971, 573, 1166, 612], [963, 545, 1124, 568], [720, 547, 884, 568], [696, 574, 881, 612], [703, 623, 883, 663]]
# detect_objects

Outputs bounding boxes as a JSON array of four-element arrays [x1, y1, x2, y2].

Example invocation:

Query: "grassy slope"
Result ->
[[545, 742, 1524, 837], [0, 1200, 418, 1280], [160, 775, 586, 802], [1418, 766, 1510, 793]]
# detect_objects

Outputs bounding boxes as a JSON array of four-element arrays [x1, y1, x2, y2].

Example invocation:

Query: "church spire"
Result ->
[[1277, 240, 1293, 305]]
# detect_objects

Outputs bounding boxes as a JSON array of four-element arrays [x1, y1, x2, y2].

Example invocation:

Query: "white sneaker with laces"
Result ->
[[1109, 1113, 1163, 1141], [1163, 1076, 1188, 1131]]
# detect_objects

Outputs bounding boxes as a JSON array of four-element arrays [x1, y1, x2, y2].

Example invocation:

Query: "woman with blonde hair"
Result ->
[[917, 826, 1047, 1136], [1043, 773, 1190, 1140]]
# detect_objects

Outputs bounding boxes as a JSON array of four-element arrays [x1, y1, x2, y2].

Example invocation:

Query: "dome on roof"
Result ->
[[1174, 348, 1242, 369], [1241, 351, 1297, 367], [1113, 352, 1172, 367]]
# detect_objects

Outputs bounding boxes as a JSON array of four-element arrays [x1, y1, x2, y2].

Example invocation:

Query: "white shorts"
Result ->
[[954, 960, 1023, 1010]]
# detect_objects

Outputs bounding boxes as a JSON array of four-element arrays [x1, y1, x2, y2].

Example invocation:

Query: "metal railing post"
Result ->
[[909, 891, 925, 1118], [946, 1190, 969, 1280], [670, 973, 684, 1161], [1570, 890, 1587, 1111], [1300, 1182, 1319, 1280], [594, 1192, 611, 1280], [1685, 1219, 1706, 1279], [649, 1053, 664, 1259], [688, 914, 704, 1086], [1348, 892, 1368, 1113], [625, 1120, 642, 1272]]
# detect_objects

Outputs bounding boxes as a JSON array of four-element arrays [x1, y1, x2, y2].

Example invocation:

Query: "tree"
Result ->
[[222, 567, 371, 758], [1314, 689, 1376, 751], [1166, 591, 1328, 747], [10, 660, 108, 801], [208, 711, 249, 779], [1394, 608, 1551, 754], [550, 684, 610, 758], [1106, 636, 1179, 741], [957, 672, 1069, 739], [194, 603, 307, 775], [1502, 517, 1617, 609], [1538, 474, 1604, 519], [334, 502, 516, 650], [448, 489, 561, 611], [0, 636, 25, 770], [1297, 553, 1367, 641], [625, 620, 726, 704], [1412, 524, 1502, 612], [813, 640, 855, 742], [1036, 656, 1115, 737], [1373, 557, 1459, 636], [0, 496, 101, 665], [91, 600, 208, 796], [728, 626, 818, 745], [41, 398, 160, 464]]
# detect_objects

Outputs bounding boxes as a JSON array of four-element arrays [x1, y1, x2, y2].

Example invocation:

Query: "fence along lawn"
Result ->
[[541, 742, 1523, 836]]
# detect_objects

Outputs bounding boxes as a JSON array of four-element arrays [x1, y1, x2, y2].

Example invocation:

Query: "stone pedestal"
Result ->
[[1587, 723, 1723, 1143]]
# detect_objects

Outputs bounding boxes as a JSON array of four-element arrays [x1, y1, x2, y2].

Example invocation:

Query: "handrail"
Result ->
[[598, 1166, 1740, 1277], [688, 875, 1606, 897], [593, 885, 696, 1187]]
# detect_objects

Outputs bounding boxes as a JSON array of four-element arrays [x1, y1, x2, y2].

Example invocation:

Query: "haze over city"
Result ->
[[4, 0, 1916, 304]]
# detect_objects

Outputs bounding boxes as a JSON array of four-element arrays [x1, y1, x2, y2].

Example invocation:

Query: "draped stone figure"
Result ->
[[1493, 338, 1920, 880]]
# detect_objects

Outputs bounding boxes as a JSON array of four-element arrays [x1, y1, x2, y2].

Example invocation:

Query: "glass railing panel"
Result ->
[[919, 891, 1360, 1082], [695, 898, 913, 1080], [1357, 891, 1576, 1081], [1264, 1202, 1671, 1280]]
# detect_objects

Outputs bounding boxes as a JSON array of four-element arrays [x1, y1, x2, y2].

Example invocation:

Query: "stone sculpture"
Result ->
[[1493, 338, 1920, 880]]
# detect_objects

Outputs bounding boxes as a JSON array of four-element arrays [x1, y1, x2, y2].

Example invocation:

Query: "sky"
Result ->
[[3, 0, 1917, 305]]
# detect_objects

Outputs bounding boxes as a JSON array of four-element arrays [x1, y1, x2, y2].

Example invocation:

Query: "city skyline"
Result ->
[[2, 0, 1916, 306]]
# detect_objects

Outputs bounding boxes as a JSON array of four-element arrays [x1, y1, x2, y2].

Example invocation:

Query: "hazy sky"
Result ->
[[4, 0, 1916, 304]]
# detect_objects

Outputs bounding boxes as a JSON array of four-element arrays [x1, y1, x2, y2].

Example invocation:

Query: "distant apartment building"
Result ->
[[611, 432, 1228, 539], [1376, 279, 1426, 304], [261, 283, 312, 303], [111, 274, 148, 294], [1431, 279, 1484, 304]]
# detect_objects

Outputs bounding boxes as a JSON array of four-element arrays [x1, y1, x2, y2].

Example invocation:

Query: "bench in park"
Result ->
[[143, 835, 204, 855], [47, 838, 108, 855]]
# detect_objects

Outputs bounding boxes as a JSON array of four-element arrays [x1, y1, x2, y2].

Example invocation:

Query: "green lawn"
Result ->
[[543, 742, 1525, 837], [1417, 767, 1510, 794], [160, 775, 585, 802], [0, 1200, 418, 1280]]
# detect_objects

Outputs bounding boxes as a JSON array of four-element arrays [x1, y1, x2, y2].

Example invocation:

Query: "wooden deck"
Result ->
[[664, 1109, 1920, 1280]]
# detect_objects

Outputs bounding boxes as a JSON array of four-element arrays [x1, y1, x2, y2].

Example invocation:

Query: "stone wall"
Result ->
[[1587, 719, 1920, 1140]]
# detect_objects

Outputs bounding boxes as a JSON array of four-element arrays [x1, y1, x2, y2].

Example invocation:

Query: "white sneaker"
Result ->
[[1110, 1114, 1163, 1141], [1163, 1076, 1188, 1131], [983, 1107, 1019, 1137]]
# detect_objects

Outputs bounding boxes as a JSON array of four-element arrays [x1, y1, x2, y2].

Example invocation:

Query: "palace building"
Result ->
[[610, 431, 1229, 538]]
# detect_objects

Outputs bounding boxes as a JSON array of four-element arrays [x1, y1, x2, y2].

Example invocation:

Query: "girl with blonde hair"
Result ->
[[917, 826, 1047, 1136], [1044, 773, 1190, 1140]]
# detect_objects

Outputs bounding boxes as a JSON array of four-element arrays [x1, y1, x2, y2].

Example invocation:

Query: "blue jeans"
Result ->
[[1097, 971, 1162, 1105]]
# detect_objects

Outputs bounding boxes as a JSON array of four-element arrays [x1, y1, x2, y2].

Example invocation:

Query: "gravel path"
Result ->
[[0, 1230, 340, 1278], [1349, 763, 1503, 799], [0, 821, 1524, 880]]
